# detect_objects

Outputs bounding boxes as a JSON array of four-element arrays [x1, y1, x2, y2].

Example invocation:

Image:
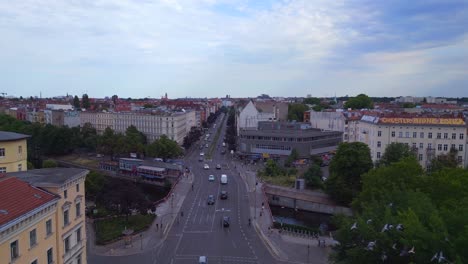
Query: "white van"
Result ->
[[199, 256, 207, 264], [220, 174, 228, 185]]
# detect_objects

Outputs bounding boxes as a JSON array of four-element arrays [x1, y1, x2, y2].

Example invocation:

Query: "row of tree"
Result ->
[[0, 114, 183, 167], [225, 107, 237, 151]]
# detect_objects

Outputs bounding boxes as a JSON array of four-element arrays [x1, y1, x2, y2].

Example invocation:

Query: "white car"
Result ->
[[200, 152, 204, 156], [204, 164, 210, 170], [208, 175, 215, 181]]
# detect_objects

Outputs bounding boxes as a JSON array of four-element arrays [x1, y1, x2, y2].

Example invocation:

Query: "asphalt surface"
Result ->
[[88, 114, 279, 264], [153, 114, 276, 264]]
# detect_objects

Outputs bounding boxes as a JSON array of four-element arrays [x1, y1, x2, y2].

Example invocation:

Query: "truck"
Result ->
[[220, 174, 228, 185]]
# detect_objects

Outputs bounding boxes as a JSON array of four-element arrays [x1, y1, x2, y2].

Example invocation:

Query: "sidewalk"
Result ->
[[86, 173, 193, 257], [232, 160, 334, 264]]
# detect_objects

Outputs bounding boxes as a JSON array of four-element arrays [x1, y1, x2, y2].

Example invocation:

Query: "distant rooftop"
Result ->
[[0, 131, 31, 142], [8, 168, 88, 188]]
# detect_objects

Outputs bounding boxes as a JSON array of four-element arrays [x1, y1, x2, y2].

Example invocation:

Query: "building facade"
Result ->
[[0, 176, 59, 264], [11, 168, 89, 264], [0, 131, 30, 173], [357, 115, 467, 168], [238, 121, 343, 158], [307, 110, 363, 143]]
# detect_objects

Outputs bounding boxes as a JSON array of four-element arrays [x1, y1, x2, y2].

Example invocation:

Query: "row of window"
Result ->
[[383, 131, 465, 140], [376, 142, 464, 152], [10, 220, 54, 263], [375, 151, 463, 163], [241, 135, 339, 142], [0, 146, 23, 157], [254, 144, 292, 151]]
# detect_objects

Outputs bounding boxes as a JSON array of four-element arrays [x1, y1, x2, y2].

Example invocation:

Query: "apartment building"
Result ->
[[10, 168, 89, 264], [80, 111, 114, 134], [80, 110, 195, 144], [114, 110, 195, 143], [236, 101, 288, 134], [0, 131, 30, 173], [358, 114, 467, 168], [307, 110, 363, 142], [0, 176, 59, 264]]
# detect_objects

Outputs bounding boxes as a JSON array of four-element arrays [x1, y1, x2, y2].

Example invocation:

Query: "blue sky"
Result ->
[[0, 0, 467, 99]]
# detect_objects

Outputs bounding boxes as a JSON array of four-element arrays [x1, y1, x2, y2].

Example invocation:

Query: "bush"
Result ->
[[42, 159, 58, 168]]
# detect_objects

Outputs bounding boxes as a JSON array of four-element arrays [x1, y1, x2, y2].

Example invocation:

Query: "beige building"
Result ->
[[10, 168, 89, 264], [0, 131, 30, 173], [80, 110, 195, 144], [358, 115, 467, 168], [0, 176, 59, 264], [308, 110, 363, 142]]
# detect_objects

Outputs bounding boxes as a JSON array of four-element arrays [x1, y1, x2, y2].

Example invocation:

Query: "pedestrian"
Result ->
[[156, 223, 159, 229], [181, 211, 184, 217], [192, 184, 194, 191]]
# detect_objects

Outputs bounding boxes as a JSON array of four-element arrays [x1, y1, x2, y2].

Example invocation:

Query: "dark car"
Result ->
[[223, 216, 230, 227], [198, 156, 203, 162], [216, 164, 221, 170], [220, 191, 228, 200], [207, 195, 215, 205], [221, 149, 226, 155]]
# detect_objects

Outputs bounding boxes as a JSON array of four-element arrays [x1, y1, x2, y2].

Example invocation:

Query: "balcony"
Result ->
[[62, 239, 85, 262]]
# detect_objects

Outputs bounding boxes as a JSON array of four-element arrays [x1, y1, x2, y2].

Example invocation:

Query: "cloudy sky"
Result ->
[[1, 0, 467, 99]]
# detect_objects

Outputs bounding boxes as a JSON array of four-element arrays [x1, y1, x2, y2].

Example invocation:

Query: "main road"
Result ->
[[153, 113, 277, 263], [88, 113, 281, 263]]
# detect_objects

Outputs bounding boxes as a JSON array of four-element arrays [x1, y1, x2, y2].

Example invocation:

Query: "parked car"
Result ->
[[220, 191, 228, 200], [207, 195, 215, 205], [208, 175, 215, 182], [204, 164, 210, 170], [223, 216, 230, 227], [216, 164, 221, 170]]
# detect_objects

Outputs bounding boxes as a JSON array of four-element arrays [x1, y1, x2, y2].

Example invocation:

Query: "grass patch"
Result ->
[[95, 214, 155, 245], [58, 154, 100, 168], [258, 174, 296, 187]]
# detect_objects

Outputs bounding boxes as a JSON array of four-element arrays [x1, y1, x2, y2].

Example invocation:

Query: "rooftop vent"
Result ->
[[0, 209, 8, 215], [34, 194, 42, 199]]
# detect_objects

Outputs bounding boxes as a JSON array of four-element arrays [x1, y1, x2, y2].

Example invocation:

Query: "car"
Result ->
[[216, 164, 221, 170], [200, 152, 204, 156], [205, 144, 209, 148], [220, 191, 228, 200], [221, 149, 226, 155], [223, 216, 230, 227], [204, 164, 210, 170], [199, 256, 207, 264], [198, 156, 204, 162], [208, 175, 215, 182], [207, 195, 215, 205]]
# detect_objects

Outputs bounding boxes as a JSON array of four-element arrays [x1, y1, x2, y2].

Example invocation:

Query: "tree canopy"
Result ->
[[146, 135, 183, 159], [73, 95, 80, 109], [303, 163, 323, 189], [287, 103, 309, 121], [325, 142, 373, 205], [344, 94, 373, 109], [331, 157, 468, 264], [378, 142, 415, 167]]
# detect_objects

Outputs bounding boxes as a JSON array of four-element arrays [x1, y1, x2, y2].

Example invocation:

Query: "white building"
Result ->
[[357, 114, 467, 168], [45, 104, 74, 111], [80, 110, 195, 144], [236, 100, 288, 134], [308, 110, 363, 142]]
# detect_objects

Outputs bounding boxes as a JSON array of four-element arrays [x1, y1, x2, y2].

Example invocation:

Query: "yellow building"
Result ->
[[11, 168, 89, 264], [0, 176, 59, 264], [0, 131, 30, 173]]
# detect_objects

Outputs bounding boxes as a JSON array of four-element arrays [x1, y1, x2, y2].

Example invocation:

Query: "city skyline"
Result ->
[[1, 0, 467, 98]]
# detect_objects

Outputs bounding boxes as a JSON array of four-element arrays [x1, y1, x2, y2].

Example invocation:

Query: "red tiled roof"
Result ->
[[0, 177, 57, 226]]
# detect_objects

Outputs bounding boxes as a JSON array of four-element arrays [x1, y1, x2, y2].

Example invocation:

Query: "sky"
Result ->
[[0, 0, 467, 99]]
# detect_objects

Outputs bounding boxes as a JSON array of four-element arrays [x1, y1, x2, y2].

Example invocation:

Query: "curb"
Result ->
[[253, 221, 285, 262]]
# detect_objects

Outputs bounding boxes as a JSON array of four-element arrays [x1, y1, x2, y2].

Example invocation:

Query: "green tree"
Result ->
[[303, 97, 321, 105], [429, 148, 459, 172], [97, 127, 118, 159], [344, 94, 373, 109], [85, 171, 106, 200], [378, 142, 415, 167], [42, 159, 57, 168], [263, 159, 284, 176], [285, 149, 299, 167], [287, 103, 309, 121], [303, 164, 323, 189], [73, 95, 81, 109], [146, 135, 183, 159], [123, 125, 147, 155], [325, 142, 373, 205], [82, 93, 91, 109]]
